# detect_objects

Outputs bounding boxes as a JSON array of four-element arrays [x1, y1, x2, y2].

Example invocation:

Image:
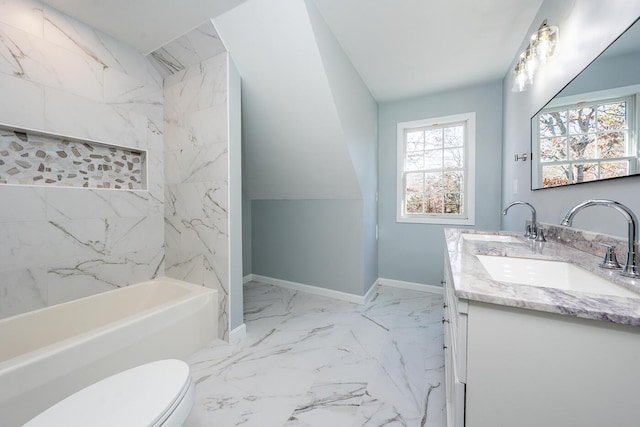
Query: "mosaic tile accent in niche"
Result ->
[[0, 127, 145, 190]]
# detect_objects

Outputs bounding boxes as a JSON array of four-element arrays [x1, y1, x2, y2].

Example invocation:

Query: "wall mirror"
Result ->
[[531, 17, 640, 189]]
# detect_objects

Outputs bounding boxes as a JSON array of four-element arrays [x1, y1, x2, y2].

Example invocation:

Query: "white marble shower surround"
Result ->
[[163, 48, 230, 340], [185, 282, 446, 427], [0, 0, 165, 319]]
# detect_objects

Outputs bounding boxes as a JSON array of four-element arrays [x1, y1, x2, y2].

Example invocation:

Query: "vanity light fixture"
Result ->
[[513, 19, 559, 92]]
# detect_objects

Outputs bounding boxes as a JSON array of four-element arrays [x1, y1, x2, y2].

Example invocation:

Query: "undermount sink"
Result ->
[[476, 255, 640, 299], [462, 233, 521, 243]]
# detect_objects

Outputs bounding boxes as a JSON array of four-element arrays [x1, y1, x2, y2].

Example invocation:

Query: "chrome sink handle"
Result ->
[[503, 201, 537, 239], [561, 199, 639, 278], [599, 243, 621, 270]]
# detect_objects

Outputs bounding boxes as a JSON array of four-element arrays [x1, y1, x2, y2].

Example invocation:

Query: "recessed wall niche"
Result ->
[[0, 125, 146, 190]]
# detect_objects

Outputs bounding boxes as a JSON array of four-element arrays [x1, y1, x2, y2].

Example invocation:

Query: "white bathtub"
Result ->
[[0, 277, 218, 426]]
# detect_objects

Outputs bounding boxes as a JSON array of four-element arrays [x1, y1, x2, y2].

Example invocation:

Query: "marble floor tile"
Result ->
[[185, 281, 446, 427]]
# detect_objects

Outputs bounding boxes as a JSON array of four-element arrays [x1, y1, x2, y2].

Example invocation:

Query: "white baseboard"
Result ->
[[250, 274, 368, 305], [242, 274, 254, 284], [363, 280, 379, 304], [229, 323, 246, 343], [377, 277, 444, 295]]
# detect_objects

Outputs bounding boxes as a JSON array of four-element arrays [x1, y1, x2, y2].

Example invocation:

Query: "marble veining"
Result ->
[[446, 228, 640, 326], [148, 21, 226, 79], [185, 282, 446, 427], [0, 0, 164, 319], [162, 39, 229, 340]]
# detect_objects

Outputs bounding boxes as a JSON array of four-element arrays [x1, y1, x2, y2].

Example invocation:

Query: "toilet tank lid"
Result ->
[[24, 359, 192, 427]]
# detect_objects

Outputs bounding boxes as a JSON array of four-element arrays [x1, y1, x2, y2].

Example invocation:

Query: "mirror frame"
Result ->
[[530, 16, 640, 190]]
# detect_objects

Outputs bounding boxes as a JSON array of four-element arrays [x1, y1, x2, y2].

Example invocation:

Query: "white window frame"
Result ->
[[396, 112, 476, 225], [532, 86, 639, 189]]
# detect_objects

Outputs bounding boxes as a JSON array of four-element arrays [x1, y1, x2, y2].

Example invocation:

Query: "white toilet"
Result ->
[[24, 359, 195, 427]]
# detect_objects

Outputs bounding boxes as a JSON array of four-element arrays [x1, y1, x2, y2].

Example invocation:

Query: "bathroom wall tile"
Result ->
[[0, 72, 45, 130], [44, 87, 147, 148], [164, 104, 228, 151], [43, 5, 148, 81], [163, 50, 227, 90], [107, 190, 154, 218], [106, 215, 164, 257], [104, 68, 163, 119], [164, 54, 227, 117], [0, 185, 46, 222], [147, 116, 164, 151], [165, 249, 204, 286], [0, 268, 47, 319], [46, 188, 145, 220], [146, 149, 164, 202], [45, 218, 110, 265], [0, 22, 104, 102], [148, 21, 226, 80], [0, 220, 54, 271], [165, 182, 227, 222], [0, 0, 44, 37], [165, 144, 228, 185]]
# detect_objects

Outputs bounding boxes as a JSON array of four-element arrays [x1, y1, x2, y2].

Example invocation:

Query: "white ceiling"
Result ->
[[39, 0, 246, 54], [41, 0, 544, 101]]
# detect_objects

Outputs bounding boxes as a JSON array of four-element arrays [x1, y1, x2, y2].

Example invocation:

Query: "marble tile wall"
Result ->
[[161, 34, 230, 340], [0, 0, 164, 319], [148, 21, 226, 79]]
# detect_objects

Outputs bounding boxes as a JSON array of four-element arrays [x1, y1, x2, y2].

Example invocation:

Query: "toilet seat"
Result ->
[[24, 359, 195, 427]]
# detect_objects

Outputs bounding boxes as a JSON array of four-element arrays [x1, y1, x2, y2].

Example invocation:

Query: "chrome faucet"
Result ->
[[503, 201, 538, 240], [561, 199, 639, 278]]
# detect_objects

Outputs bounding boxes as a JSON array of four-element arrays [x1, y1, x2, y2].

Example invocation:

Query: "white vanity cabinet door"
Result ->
[[443, 255, 467, 427], [444, 249, 640, 427]]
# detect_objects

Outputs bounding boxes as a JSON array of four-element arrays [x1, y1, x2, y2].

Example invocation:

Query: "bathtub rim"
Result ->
[[0, 277, 216, 375]]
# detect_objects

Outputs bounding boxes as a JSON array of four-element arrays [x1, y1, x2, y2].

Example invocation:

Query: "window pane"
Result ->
[[568, 107, 596, 134], [444, 171, 463, 192], [569, 135, 596, 160], [573, 163, 598, 183], [597, 132, 626, 158], [443, 147, 463, 168], [406, 130, 425, 152], [444, 126, 464, 147], [405, 172, 424, 194], [542, 165, 570, 188], [425, 172, 443, 193], [425, 129, 443, 149], [597, 102, 627, 131], [539, 111, 567, 137], [405, 153, 424, 171], [405, 193, 423, 213], [540, 137, 567, 162], [424, 149, 442, 170], [424, 193, 444, 214], [444, 193, 462, 214], [600, 161, 629, 179]]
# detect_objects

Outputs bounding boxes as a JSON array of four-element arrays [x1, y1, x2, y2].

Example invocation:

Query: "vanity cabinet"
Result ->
[[443, 255, 640, 427]]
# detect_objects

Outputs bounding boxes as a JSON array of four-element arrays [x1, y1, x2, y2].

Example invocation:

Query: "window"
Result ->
[[533, 94, 638, 188], [397, 112, 476, 225]]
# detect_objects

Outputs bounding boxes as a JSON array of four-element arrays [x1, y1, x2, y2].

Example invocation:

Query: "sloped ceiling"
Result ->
[[214, 0, 362, 200], [40, 0, 543, 101]]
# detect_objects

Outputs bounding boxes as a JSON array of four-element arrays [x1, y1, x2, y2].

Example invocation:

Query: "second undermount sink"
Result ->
[[462, 233, 521, 243], [476, 255, 640, 299]]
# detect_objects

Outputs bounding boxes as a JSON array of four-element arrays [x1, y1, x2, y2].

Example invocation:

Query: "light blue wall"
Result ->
[[251, 199, 364, 295], [305, 0, 378, 293], [501, 0, 640, 238], [378, 82, 503, 285]]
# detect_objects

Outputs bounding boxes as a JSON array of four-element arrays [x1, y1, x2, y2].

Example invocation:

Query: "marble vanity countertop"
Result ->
[[445, 228, 640, 326]]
